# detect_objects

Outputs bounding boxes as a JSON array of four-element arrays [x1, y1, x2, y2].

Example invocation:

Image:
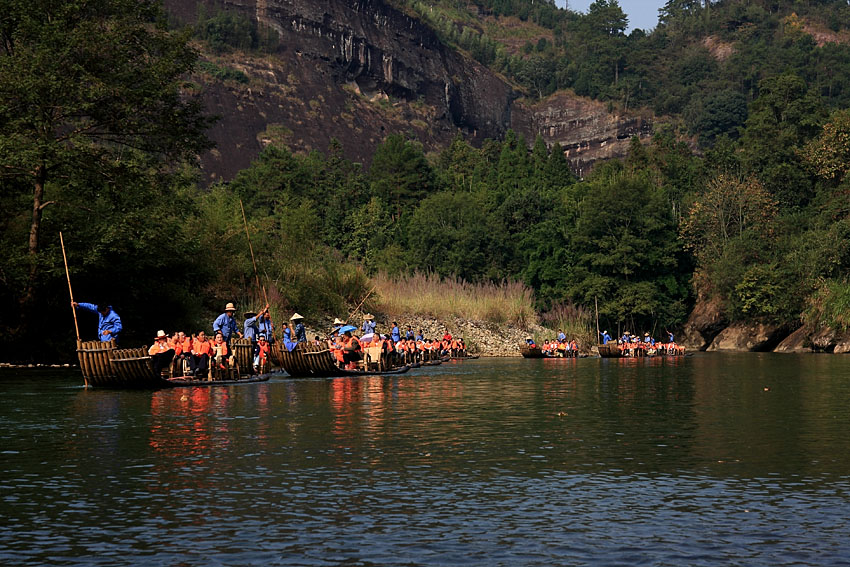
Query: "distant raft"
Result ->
[[277, 341, 413, 378], [520, 345, 545, 358], [597, 343, 623, 358]]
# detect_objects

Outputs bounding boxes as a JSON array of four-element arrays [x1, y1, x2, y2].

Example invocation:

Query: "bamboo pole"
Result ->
[[348, 286, 376, 324], [239, 199, 276, 343], [594, 296, 600, 346], [60, 232, 87, 387]]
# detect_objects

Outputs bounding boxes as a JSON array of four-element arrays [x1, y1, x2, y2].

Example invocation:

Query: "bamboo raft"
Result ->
[[78, 337, 477, 387], [520, 345, 545, 358], [597, 343, 623, 358], [77, 338, 272, 389], [277, 341, 416, 378]]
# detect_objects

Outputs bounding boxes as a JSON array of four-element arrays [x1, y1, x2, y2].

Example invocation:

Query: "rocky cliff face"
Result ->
[[166, 0, 655, 181], [512, 93, 654, 178]]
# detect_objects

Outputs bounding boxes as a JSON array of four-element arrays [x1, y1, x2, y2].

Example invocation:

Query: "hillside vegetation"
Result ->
[[3, 0, 850, 360]]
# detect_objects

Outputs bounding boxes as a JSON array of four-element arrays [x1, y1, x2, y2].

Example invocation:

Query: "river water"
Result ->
[[1, 353, 849, 566]]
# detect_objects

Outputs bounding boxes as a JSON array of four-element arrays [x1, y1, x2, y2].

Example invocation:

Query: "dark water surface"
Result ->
[[2, 354, 850, 566]]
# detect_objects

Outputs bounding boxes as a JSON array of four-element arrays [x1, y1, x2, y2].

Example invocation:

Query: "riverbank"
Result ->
[[681, 294, 850, 353], [309, 314, 548, 357]]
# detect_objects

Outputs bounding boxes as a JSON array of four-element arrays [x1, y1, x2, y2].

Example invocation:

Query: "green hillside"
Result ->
[[3, 0, 850, 360]]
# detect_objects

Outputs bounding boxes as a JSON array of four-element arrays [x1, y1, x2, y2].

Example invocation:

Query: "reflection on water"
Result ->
[[1, 355, 849, 566]]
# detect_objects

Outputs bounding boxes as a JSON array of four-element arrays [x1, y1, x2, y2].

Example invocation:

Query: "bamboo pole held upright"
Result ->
[[60, 232, 86, 387], [240, 199, 277, 343]]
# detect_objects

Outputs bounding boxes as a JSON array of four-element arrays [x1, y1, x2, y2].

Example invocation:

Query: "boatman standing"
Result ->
[[213, 302, 241, 346], [72, 302, 122, 344], [599, 330, 611, 344], [558, 329, 566, 342], [290, 313, 307, 343], [258, 310, 275, 343], [361, 314, 376, 336], [244, 304, 270, 344]]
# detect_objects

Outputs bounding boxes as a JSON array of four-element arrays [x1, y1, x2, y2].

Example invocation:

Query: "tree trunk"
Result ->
[[21, 165, 47, 311]]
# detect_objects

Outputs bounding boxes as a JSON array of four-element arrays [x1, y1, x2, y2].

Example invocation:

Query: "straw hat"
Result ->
[[290, 313, 304, 321], [155, 330, 167, 340], [333, 317, 344, 325], [225, 302, 236, 311], [364, 313, 374, 320], [244, 311, 256, 318]]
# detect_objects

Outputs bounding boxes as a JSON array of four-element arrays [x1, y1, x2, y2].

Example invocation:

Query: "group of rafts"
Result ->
[[76, 321, 477, 389], [521, 331, 686, 358]]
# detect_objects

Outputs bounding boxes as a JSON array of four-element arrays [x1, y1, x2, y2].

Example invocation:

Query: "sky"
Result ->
[[557, 0, 668, 33]]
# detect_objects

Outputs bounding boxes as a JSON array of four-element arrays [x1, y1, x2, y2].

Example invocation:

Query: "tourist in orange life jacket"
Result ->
[[190, 330, 211, 378], [340, 329, 362, 370], [330, 334, 345, 368], [396, 338, 408, 363], [253, 334, 270, 373], [211, 331, 232, 370], [149, 330, 175, 376], [172, 331, 193, 373]]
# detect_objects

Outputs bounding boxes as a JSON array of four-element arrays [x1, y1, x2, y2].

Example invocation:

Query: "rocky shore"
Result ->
[[680, 294, 850, 354], [311, 315, 549, 357]]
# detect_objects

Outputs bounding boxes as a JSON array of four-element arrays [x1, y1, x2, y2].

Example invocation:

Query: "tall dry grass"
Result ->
[[539, 302, 596, 349], [370, 272, 537, 326]]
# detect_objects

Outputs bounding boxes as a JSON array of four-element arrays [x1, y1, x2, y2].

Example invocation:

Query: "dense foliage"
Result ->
[[4, 0, 850, 362]]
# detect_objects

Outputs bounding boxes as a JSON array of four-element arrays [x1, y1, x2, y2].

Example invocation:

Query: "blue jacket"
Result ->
[[600, 331, 611, 344], [361, 320, 376, 335], [77, 303, 122, 343], [283, 327, 297, 352], [558, 332, 566, 341], [244, 316, 259, 342], [258, 318, 274, 339], [391, 326, 400, 342], [294, 322, 307, 343], [213, 313, 239, 339]]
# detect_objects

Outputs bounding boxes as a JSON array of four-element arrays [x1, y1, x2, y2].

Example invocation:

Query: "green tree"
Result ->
[[369, 134, 438, 220], [0, 0, 211, 318]]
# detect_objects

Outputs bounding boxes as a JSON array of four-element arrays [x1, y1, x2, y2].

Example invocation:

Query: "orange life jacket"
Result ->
[[256, 342, 269, 362], [193, 339, 212, 356], [149, 340, 170, 356]]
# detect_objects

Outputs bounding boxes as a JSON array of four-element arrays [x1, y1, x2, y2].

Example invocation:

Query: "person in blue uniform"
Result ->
[[558, 329, 566, 342], [391, 322, 401, 343], [361, 314, 376, 336], [258, 310, 275, 343], [213, 302, 241, 346], [72, 302, 122, 343], [599, 330, 611, 344], [244, 304, 269, 344], [290, 313, 307, 343]]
